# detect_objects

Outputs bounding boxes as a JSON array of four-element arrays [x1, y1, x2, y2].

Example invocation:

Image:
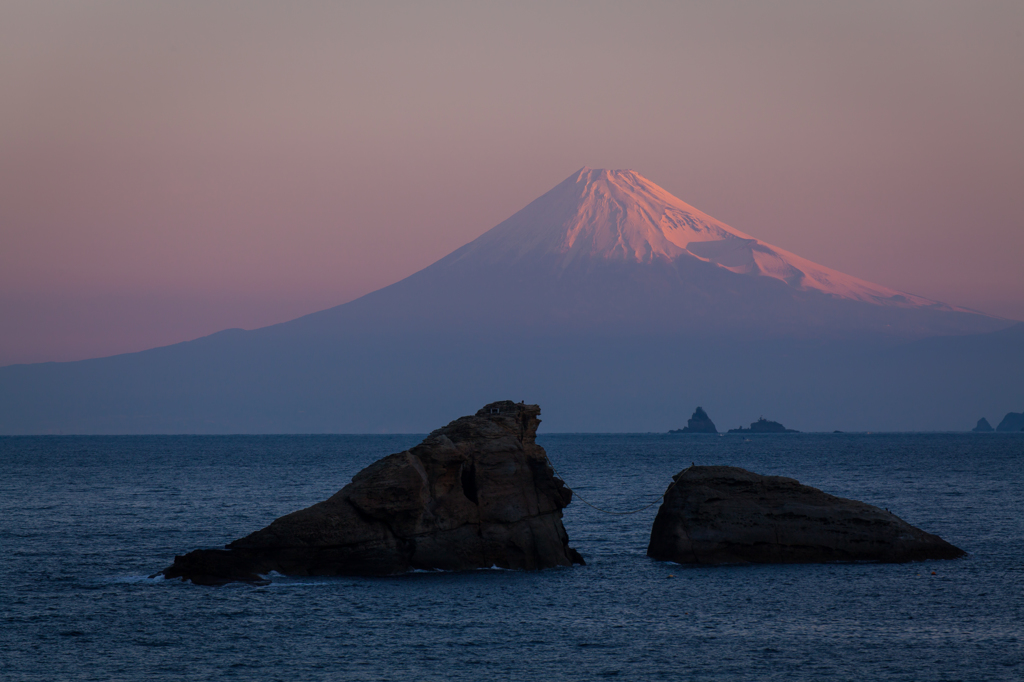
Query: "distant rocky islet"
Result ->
[[670, 407, 1024, 434], [972, 418, 995, 432], [727, 417, 799, 434], [669, 406, 1024, 434], [669, 407, 718, 434], [994, 411, 1024, 432], [669, 407, 799, 434], [970, 411, 1024, 432]]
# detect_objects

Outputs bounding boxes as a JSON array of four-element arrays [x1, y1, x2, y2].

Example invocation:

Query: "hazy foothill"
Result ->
[[1, 168, 1020, 435]]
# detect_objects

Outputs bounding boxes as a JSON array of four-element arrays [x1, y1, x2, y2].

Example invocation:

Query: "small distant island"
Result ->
[[972, 418, 994, 433], [995, 411, 1024, 432], [669, 406, 717, 434], [728, 417, 799, 434]]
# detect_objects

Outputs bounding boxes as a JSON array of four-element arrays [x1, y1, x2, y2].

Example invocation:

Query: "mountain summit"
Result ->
[[301, 167, 998, 339], [445, 167, 955, 309]]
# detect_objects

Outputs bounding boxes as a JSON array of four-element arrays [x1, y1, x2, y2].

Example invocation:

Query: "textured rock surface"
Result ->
[[972, 418, 994, 433], [647, 466, 964, 564], [670, 407, 718, 434], [162, 401, 584, 584]]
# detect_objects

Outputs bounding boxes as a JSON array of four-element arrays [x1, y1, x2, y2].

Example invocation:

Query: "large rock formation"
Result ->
[[727, 417, 799, 434], [670, 407, 718, 434], [995, 411, 1024, 432], [972, 418, 994, 432], [162, 401, 584, 584], [647, 466, 964, 564]]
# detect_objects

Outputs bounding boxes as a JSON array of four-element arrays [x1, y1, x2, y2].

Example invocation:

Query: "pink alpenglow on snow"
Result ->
[[457, 168, 961, 311]]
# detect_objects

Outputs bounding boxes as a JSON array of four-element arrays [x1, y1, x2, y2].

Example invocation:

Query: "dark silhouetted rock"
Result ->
[[972, 418, 994, 433], [669, 406, 718, 434], [647, 466, 965, 564], [727, 417, 799, 433], [161, 401, 584, 585], [995, 411, 1024, 432]]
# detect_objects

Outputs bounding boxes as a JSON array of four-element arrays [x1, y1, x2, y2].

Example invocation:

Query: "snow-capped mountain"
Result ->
[[0, 166, 1016, 434], [291, 167, 998, 340], [444, 167, 957, 310]]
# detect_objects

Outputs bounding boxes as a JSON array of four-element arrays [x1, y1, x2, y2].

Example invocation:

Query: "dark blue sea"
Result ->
[[2, 433, 1022, 681]]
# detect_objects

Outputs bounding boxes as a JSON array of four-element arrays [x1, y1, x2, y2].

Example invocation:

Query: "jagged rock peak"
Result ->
[[670, 406, 718, 434], [972, 418, 994, 432], [160, 401, 583, 585]]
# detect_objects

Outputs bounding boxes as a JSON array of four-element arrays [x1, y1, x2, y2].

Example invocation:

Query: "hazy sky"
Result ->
[[2, 1, 1022, 365]]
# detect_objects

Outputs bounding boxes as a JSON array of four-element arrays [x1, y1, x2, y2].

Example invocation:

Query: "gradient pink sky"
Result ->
[[2, 1, 1023, 365]]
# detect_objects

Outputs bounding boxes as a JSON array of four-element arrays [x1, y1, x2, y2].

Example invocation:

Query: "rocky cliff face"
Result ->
[[162, 401, 584, 584], [647, 466, 964, 564]]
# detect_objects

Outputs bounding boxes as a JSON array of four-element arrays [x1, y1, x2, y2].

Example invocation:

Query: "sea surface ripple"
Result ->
[[1, 433, 1022, 681]]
